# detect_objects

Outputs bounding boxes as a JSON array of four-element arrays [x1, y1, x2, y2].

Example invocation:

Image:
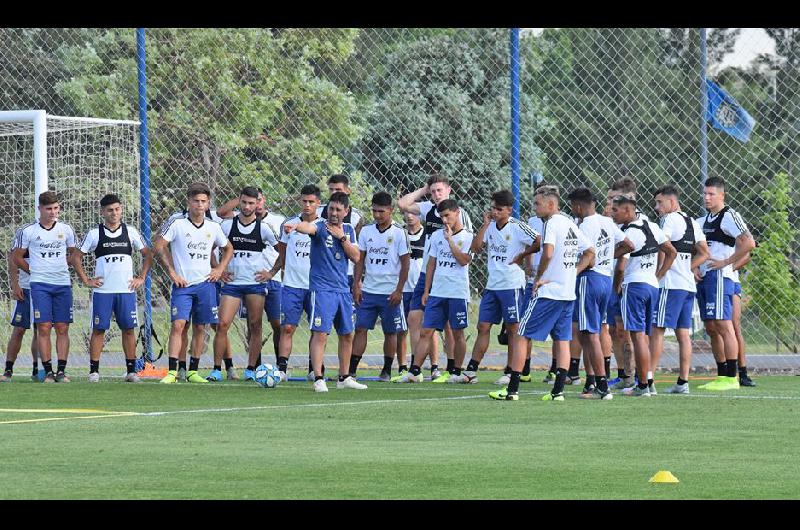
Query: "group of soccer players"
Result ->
[[2, 173, 757, 401]]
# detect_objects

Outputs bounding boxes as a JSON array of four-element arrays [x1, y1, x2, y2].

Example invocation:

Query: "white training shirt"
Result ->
[[404, 225, 425, 293], [621, 219, 667, 288], [526, 216, 544, 285], [262, 212, 285, 283], [220, 217, 278, 285], [660, 212, 705, 292], [280, 215, 314, 290], [357, 222, 409, 295], [11, 228, 31, 289], [699, 209, 748, 282], [427, 228, 474, 300], [79, 224, 146, 293], [160, 217, 229, 286], [535, 213, 592, 301], [418, 200, 474, 264], [576, 213, 626, 278], [483, 217, 538, 290], [16, 221, 77, 286]]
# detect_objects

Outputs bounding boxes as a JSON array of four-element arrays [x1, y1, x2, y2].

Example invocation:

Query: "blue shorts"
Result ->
[[621, 282, 658, 334], [402, 291, 414, 319], [10, 288, 33, 329], [92, 292, 138, 330], [697, 270, 734, 321], [573, 271, 611, 334], [653, 288, 694, 330], [221, 283, 266, 300], [264, 280, 282, 321], [733, 281, 742, 297], [518, 294, 573, 341], [171, 282, 219, 324], [422, 296, 469, 331], [607, 290, 622, 326], [356, 292, 407, 334], [280, 285, 312, 327], [31, 283, 73, 324], [520, 283, 534, 310], [409, 272, 427, 311], [478, 288, 524, 325], [310, 290, 355, 335]]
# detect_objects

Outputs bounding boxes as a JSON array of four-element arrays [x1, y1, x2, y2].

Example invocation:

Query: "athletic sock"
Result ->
[[604, 357, 611, 379], [178, 360, 187, 371], [677, 377, 688, 386], [213, 364, 222, 372], [597, 376, 608, 393], [638, 380, 648, 390], [522, 358, 531, 376], [552, 368, 567, 395], [57, 360, 67, 374], [308, 358, 314, 373], [503, 365, 511, 375], [256, 354, 263, 366], [507, 371, 521, 393], [277, 357, 289, 374], [349, 355, 362, 376], [618, 368, 627, 379], [125, 359, 136, 374], [398, 364, 408, 373], [32, 361, 38, 375], [452, 366, 462, 376], [246, 365, 255, 371], [446, 358, 455, 374], [568, 358, 580, 378], [43, 361, 53, 374], [738, 366, 748, 378], [338, 375, 347, 382], [89, 361, 99, 374], [315, 375, 324, 382], [410, 355, 415, 368], [549, 357, 557, 373], [223, 358, 233, 370], [726, 359, 738, 378], [382, 356, 393, 374], [430, 364, 438, 374], [466, 359, 480, 372], [646, 371, 653, 387], [410, 365, 421, 376], [5, 361, 13, 373], [189, 357, 199, 372], [586, 374, 596, 387], [169, 358, 178, 371], [716, 361, 726, 376]]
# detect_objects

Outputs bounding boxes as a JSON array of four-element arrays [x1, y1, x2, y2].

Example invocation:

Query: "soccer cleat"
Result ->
[[277, 371, 287, 383], [226, 368, 240, 380], [580, 388, 613, 400], [489, 387, 519, 401], [607, 376, 621, 387], [177, 367, 187, 381], [43, 372, 56, 384], [390, 369, 408, 383], [519, 374, 532, 383], [566, 375, 582, 386], [306, 371, 315, 382], [704, 376, 740, 391], [542, 392, 565, 401], [395, 371, 423, 383], [88, 372, 100, 383], [494, 374, 511, 386], [206, 369, 223, 382], [542, 371, 556, 384], [244, 369, 256, 381], [431, 368, 442, 380], [697, 376, 724, 389], [0, 371, 11, 383], [456, 372, 478, 384], [337, 376, 368, 390], [739, 375, 756, 387], [581, 383, 596, 396], [665, 382, 690, 394], [160, 370, 178, 384], [187, 371, 209, 384], [648, 383, 658, 395], [55, 371, 70, 383], [611, 376, 635, 390], [432, 371, 451, 384], [313, 379, 328, 393], [622, 386, 651, 397], [378, 371, 392, 382], [124, 373, 142, 383]]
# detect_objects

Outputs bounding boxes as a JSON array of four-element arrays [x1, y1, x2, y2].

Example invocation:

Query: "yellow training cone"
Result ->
[[649, 470, 680, 484]]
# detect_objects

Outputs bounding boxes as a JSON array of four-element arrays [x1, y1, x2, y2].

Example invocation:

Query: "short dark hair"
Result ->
[[654, 185, 680, 199], [491, 190, 515, 208], [567, 187, 595, 206], [704, 176, 726, 191], [328, 174, 349, 186], [187, 182, 211, 199], [329, 191, 350, 208], [612, 193, 637, 207], [39, 191, 59, 206], [240, 186, 260, 199], [436, 198, 459, 213], [427, 173, 450, 187], [100, 194, 121, 208], [610, 177, 637, 195], [371, 191, 392, 207], [300, 184, 321, 199], [535, 185, 560, 201]]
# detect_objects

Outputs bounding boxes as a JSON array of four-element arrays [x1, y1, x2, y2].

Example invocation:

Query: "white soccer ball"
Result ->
[[255, 363, 280, 389]]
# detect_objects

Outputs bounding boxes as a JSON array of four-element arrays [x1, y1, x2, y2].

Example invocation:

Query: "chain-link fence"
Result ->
[[1, 28, 798, 370]]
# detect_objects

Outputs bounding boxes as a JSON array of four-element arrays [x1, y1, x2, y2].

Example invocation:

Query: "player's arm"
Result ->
[[397, 186, 428, 215], [209, 240, 234, 282], [613, 257, 627, 294], [690, 240, 710, 270], [341, 233, 361, 263], [422, 255, 436, 306], [575, 247, 595, 275], [708, 214, 756, 270], [614, 238, 635, 258], [469, 211, 492, 254], [284, 221, 318, 236], [655, 240, 677, 281], [277, 242, 287, 275], [8, 249, 23, 301], [532, 243, 554, 291], [389, 253, 410, 306], [215, 197, 239, 219], [11, 248, 30, 275], [70, 248, 103, 288], [128, 246, 153, 291], [733, 251, 751, 272], [153, 236, 187, 288], [352, 250, 367, 305], [445, 228, 471, 266]]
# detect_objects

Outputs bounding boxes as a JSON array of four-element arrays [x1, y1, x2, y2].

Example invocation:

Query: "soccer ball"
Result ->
[[255, 363, 280, 389]]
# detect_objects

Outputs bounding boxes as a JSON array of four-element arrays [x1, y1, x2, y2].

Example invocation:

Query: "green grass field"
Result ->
[[2, 371, 799, 499]]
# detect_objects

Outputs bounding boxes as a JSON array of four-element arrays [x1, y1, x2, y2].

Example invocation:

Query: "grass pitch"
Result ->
[[1, 371, 799, 499]]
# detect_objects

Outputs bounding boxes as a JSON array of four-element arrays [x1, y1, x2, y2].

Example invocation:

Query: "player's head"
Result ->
[[404, 210, 421, 229], [255, 188, 267, 217], [299, 184, 322, 218], [567, 187, 596, 219], [427, 173, 452, 205], [38, 190, 60, 223], [607, 177, 637, 213], [490, 190, 514, 223], [436, 198, 462, 230], [186, 182, 211, 217], [703, 176, 726, 211], [326, 191, 350, 226], [239, 186, 260, 218], [371, 191, 393, 226], [99, 193, 123, 226], [611, 193, 637, 224], [327, 174, 350, 196], [533, 185, 560, 219], [653, 184, 680, 217]]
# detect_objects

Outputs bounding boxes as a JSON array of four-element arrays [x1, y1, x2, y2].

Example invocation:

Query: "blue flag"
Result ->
[[705, 79, 756, 143]]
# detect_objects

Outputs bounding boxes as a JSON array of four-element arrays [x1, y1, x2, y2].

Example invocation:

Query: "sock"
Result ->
[[638, 377, 648, 389], [677, 377, 688, 386], [446, 358, 455, 374], [739, 366, 748, 378], [618, 368, 627, 379], [522, 358, 531, 376], [549, 357, 557, 373], [568, 358, 580, 378], [256, 354, 263, 366], [126, 359, 136, 374], [349, 355, 362, 376], [315, 375, 324, 382], [178, 360, 187, 371], [503, 365, 511, 375], [338, 375, 347, 382], [452, 366, 462, 376], [430, 364, 438, 374], [716, 361, 726, 376], [32, 361, 38, 375], [4, 361, 13, 374], [57, 359, 67, 374], [586, 374, 596, 387], [466, 359, 480, 372], [169, 357, 178, 371], [398, 364, 408, 373], [382, 356, 393, 374], [410, 365, 421, 376], [89, 361, 99, 374], [189, 357, 199, 372], [410, 355, 415, 368], [507, 371, 521, 393], [552, 367, 567, 395], [213, 364, 222, 372], [277, 357, 289, 374], [646, 371, 653, 386], [604, 357, 611, 379], [597, 375, 608, 393], [223, 358, 233, 370], [308, 358, 314, 372], [246, 365, 255, 371], [43, 361, 53, 374], [726, 359, 738, 378]]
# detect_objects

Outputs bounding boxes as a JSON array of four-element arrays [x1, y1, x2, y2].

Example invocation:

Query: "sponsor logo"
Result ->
[[34, 310, 40, 319]]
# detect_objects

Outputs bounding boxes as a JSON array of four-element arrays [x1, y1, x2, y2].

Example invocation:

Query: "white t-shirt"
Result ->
[[483, 217, 538, 290], [79, 224, 146, 293], [536, 213, 592, 301], [621, 219, 667, 288], [160, 218, 229, 286], [427, 228, 473, 300], [418, 200, 473, 264], [220, 217, 278, 285], [404, 226, 425, 293], [526, 216, 544, 285], [357, 222, 409, 295], [660, 212, 705, 292], [576, 214, 626, 278], [699, 208, 748, 282], [262, 212, 285, 283], [11, 228, 31, 289], [280, 215, 313, 290], [17, 221, 77, 286]]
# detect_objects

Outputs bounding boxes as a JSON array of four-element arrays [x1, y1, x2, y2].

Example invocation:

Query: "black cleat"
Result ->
[[739, 375, 756, 387]]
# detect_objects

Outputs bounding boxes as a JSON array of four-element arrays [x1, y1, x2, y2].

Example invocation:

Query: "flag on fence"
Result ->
[[705, 79, 756, 143]]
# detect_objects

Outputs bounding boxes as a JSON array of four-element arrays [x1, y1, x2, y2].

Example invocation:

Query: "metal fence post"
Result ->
[[510, 28, 521, 218], [137, 28, 153, 360]]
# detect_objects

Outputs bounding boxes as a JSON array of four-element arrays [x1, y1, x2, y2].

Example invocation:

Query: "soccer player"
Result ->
[[350, 192, 410, 381], [276, 185, 320, 380], [490, 185, 594, 401], [695, 176, 756, 391], [398, 173, 473, 382], [732, 253, 755, 386], [1, 227, 41, 382], [155, 183, 233, 384], [463, 190, 539, 384], [398, 199, 474, 383], [72, 194, 153, 383], [210, 187, 280, 382], [12, 191, 77, 383], [611, 194, 676, 397], [567, 187, 630, 400], [283, 191, 366, 392], [649, 185, 709, 394]]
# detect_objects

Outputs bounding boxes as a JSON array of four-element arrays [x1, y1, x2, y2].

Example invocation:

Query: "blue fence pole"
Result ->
[[510, 28, 521, 219], [700, 28, 709, 190], [137, 28, 153, 361]]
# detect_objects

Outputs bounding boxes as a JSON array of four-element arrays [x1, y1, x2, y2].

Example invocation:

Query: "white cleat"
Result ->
[[313, 379, 328, 393], [336, 376, 368, 390], [124, 373, 142, 383], [277, 371, 287, 383], [665, 382, 690, 394], [88, 372, 100, 383], [396, 371, 424, 383], [494, 374, 511, 385], [447, 373, 471, 384], [648, 383, 658, 395]]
